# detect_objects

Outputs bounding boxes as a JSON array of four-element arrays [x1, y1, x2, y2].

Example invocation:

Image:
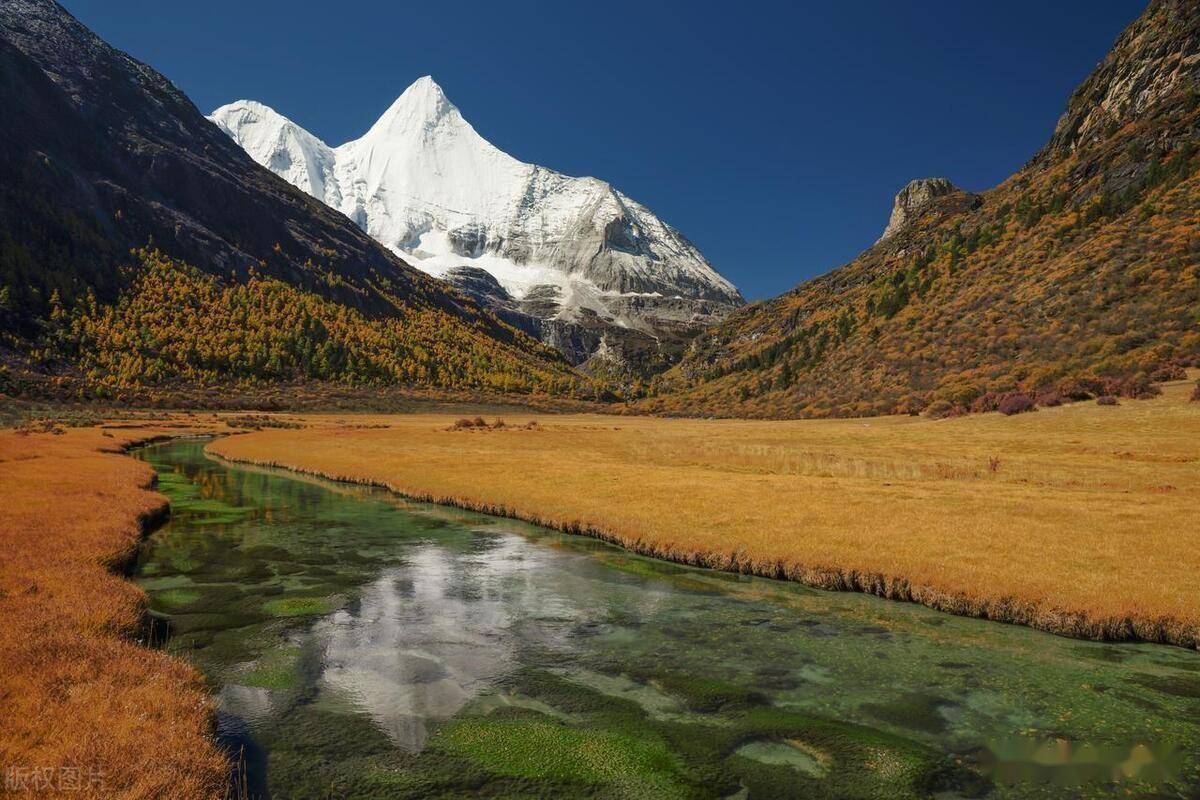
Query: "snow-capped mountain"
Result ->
[[209, 77, 742, 372]]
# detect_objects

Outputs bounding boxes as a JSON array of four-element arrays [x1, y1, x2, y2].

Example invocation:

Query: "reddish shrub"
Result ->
[[1057, 375, 1104, 401], [998, 393, 1036, 416], [1104, 374, 1160, 399], [1034, 388, 1065, 407], [970, 392, 1003, 414], [1097, 395, 1120, 406]]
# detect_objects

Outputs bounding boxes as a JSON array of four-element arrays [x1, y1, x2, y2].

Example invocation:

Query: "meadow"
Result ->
[[211, 375, 1200, 649]]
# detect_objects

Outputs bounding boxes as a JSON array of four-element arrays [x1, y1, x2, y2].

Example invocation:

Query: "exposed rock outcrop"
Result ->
[[878, 178, 964, 242], [442, 265, 727, 375]]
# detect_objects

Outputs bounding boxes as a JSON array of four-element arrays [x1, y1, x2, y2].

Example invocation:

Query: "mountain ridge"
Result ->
[[210, 77, 743, 375], [210, 77, 741, 303]]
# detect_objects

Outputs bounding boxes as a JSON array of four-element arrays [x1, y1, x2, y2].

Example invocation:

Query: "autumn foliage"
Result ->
[[49, 250, 587, 398]]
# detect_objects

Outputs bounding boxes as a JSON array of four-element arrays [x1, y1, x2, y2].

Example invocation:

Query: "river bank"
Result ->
[[0, 419, 228, 799]]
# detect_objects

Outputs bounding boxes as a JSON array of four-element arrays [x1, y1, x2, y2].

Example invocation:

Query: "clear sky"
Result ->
[[62, 0, 1144, 300]]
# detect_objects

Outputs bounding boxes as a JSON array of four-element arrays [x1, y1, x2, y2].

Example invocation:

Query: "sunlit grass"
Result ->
[[212, 376, 1200, 647], [0, 422, 228, 799]]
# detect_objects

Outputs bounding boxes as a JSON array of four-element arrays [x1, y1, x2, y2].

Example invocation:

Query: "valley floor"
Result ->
[[1, 380, 1197, 798], [210, 376, 1200, 649]]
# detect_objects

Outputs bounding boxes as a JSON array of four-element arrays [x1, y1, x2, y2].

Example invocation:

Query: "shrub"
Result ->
[[970, 392, 1003, 414], [1191, 382, 1200, 403], [1097, 395, 1120, 406], [895, 395, 927, 416], [1104, 373, 1160, 399], [932, 382, 983, 409], [1150, 364, 1187, 382], [1035, 388, 1065, 407], [1057, 375, 1105, 401], [924, 400, 958, 420], [998, 393, 1036, 416]]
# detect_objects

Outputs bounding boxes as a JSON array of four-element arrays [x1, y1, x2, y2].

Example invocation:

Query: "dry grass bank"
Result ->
[[211, 378, 1200, 649], [0, 418, 227, 799]]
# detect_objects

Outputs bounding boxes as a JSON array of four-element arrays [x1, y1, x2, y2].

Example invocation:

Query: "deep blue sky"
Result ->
[[63, 0, 1144, 300]]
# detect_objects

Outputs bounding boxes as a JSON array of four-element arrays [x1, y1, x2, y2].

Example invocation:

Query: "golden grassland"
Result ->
[[0, 418, 228, 799], [211, 376, 1200, 649]]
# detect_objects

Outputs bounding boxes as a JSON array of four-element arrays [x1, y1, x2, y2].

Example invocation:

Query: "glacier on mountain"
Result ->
[[209, 78, 741, 368]]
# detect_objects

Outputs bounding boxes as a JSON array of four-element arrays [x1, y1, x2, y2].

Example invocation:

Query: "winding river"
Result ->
[[135, 440, 1200, 799]]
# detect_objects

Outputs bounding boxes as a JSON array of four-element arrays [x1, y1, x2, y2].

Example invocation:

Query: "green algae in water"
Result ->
[[262, 595, 342, 617], [152, 587, 202, 610], [433, 714, 689, 797], [135, 440, 1200, 799]]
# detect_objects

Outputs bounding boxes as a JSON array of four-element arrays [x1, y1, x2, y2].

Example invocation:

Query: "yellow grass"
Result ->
[[211, 377, 1200, 648], [0, 419, 228, 800]]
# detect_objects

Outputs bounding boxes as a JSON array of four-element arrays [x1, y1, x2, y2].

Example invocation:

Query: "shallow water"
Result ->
[[135, 440, 1200, 799]]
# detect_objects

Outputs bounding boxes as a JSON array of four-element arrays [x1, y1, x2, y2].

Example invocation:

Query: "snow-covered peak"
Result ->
[[210, 99, 336, 200], [209, 76, 743, 310], [364, 75, 456, 138]]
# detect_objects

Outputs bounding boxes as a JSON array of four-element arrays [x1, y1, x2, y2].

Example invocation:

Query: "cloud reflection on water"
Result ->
[[311, 534, 588, 750]]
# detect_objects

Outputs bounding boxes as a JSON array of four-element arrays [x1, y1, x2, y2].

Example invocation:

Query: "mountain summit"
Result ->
[[211, 78, 743, 373], [878, 178, 975, 242]]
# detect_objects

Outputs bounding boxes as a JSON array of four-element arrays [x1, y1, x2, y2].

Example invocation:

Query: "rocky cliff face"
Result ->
[[1041, 0, 1200, 161], [439, 265, 730, 374]]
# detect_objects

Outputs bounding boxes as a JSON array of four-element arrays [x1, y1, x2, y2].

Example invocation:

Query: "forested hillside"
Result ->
[[646, 0, 1200, 418], [30, 250, 581, 397]]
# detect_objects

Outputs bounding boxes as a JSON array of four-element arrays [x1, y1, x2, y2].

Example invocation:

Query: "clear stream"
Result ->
[[134, 440, 1200, 800]]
